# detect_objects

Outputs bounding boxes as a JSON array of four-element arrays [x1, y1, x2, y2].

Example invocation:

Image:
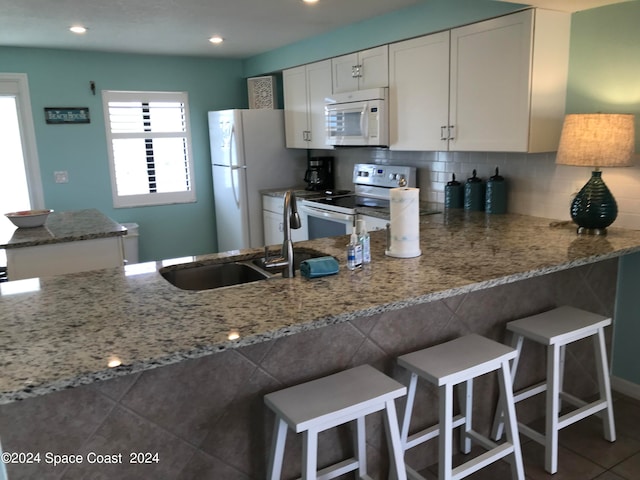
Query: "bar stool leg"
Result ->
[[559, 345, 567, 412], [268, 418, 288, 480], [458, 379, 473, 454], [400, 372, 419, 448], [491, 334, 524, 441], [302, 428, 319, 480], [439, 383, 454, 480], [498, 360, 525, 480], [546, 343, 561, 474], [354, 417, 368, 477], [383, 399, 408, 480], [594, 328, 616, 442]]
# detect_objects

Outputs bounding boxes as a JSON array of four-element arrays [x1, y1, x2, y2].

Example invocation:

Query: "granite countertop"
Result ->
[[1, 209, 127, 249], [2, 210, 640, 404]]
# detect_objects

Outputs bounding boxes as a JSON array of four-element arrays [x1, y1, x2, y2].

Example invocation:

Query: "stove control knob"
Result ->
[[398, 176, 407, 187]]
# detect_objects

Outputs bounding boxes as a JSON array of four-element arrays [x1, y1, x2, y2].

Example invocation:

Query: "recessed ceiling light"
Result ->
[[209, 35, 224, 45], [69, 25, 87, 34], [303, 0, 319, 3]]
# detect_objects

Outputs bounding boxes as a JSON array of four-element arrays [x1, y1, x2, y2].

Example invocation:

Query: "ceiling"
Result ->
[[0, 0, 631, 59]]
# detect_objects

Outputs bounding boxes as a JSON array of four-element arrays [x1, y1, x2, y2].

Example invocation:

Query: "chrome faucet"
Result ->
[[264, 190, 301, 278]]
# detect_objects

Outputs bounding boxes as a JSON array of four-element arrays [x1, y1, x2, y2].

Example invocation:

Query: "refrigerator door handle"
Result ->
[[229, 125, 241, 209]]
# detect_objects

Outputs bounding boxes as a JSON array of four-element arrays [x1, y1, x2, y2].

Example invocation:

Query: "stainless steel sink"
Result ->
[[159, 248, 329, 291], [251, 248, 326, 273], [160, 262, 270, 291]]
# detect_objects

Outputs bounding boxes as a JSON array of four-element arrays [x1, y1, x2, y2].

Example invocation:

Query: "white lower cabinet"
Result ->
[[359, 215, 388, 232], [263, 194, 308, 246], [6, 236, 124, 281]]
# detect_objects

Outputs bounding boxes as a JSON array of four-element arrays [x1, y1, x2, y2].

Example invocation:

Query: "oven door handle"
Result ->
[[300, 204, 355, 223]]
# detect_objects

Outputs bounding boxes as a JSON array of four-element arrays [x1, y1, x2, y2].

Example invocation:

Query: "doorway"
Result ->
[[0, 73, 43, 271], [0, 96, 31, 212]]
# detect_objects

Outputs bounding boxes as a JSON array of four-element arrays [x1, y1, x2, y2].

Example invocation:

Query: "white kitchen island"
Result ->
[[1, 209, 126, 280]]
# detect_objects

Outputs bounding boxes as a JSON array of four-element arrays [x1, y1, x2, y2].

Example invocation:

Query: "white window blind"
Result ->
[[102, 90, 196, 208]]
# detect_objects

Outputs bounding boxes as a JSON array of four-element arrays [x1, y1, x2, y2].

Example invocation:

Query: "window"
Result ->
[[102, 90, 196, 208]]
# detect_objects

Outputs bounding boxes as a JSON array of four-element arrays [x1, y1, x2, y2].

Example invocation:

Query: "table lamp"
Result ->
[[556, 113, 635, 235]]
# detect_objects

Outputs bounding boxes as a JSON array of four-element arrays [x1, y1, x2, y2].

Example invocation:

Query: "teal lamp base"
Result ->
[[570, 170, 618, 235]]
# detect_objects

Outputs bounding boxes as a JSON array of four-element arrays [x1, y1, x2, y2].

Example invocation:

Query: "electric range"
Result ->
[[302, 164, 416, 214], [298, 164, 417, 239]]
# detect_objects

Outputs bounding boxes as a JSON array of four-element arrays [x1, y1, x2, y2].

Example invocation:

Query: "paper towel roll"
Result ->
[[385, 187, 421, 258]]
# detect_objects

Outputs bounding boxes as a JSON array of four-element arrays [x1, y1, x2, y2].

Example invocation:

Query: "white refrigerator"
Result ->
[[208, 109, 305, 253]]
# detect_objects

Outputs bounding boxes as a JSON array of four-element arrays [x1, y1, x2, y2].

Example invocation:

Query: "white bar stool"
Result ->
[[491, 306, 616, 474], [264, 364, 408, 480], [397, 334, 524, 480]]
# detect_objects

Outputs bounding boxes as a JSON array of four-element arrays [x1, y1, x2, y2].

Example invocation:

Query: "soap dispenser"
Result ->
[[485, 167, 507, 214], [464, 169, 485, 211]]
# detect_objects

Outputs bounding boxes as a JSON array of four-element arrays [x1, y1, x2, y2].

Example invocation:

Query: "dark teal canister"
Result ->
[[444, 173, 464, 209], [485, 167, 507, 214], [464, 169, 485, 211]]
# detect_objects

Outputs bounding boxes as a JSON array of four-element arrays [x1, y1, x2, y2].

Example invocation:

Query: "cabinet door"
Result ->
[[358, 45, 389, 90], [283, 65, 309, 148], [306, 59, 333, 149], [360, 215, 388, 232], [263, 209, 283, 246], [449, 10, 533, 152], [332, 47, 388, 93], [389, 32, 450, 151], [332, 53, 359, 94]]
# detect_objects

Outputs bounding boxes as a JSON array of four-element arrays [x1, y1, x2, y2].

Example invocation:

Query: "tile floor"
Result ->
[[417, 393, 640, 480]]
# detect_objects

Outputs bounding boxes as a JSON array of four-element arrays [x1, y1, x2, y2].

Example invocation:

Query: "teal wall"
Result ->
[[0, 47, 246, 262], [243, 0, 525, 77], [564, 1, 640, 387], [566, 1, 640, 152], [614, 253, 640, 385]]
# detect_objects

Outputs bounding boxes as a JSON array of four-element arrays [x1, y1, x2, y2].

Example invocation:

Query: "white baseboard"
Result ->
[[611, 375, 640, 400]]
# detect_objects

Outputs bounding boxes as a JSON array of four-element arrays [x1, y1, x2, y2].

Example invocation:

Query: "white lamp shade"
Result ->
[[556, 113, 635, 167]]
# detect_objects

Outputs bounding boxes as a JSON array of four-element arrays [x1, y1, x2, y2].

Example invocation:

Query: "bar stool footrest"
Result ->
[[451, 443, 515, 480], [558, 399, 608, 430], [405, 414, 466, 450], [311, 458, 360, 480], [466, 429, 499, 451], [513, 381, 547, 403], [518, 423, 546, 446]]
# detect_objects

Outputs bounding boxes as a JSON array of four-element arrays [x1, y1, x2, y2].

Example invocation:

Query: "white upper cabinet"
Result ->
[[389, 9, 570, 153], [389, 32, 450, 151], [332, 46, 389, 93], [283, 59, 333, 149]]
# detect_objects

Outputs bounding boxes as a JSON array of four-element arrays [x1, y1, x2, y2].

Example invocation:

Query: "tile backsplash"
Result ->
[[324, 148, 640, 230]]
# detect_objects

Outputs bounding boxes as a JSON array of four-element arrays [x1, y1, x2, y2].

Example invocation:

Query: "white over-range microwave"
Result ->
[[324, 87, 388, 147]]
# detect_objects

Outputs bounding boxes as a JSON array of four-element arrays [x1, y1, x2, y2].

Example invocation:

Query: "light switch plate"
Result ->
[[54, 171, 68, 183]]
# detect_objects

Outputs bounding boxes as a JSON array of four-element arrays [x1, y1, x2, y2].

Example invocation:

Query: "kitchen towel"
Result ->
[[385, 187, 422, 258], [300, 256, 340, 278]]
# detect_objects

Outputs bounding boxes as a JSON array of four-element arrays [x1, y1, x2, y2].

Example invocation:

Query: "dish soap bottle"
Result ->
[[356, 219, 371, 264], [347, 226, 363, 270]]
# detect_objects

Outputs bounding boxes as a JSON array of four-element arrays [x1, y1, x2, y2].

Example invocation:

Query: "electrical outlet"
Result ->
[[54, 171, 68, 184]]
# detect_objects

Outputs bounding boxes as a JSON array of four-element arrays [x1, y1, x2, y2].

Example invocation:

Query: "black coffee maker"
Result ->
[[304, 156, 334, 191]]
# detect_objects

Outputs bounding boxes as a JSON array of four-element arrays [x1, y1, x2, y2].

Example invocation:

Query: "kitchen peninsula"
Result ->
[[1, 209, 126, 280], [1, 211, 639, 479]]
